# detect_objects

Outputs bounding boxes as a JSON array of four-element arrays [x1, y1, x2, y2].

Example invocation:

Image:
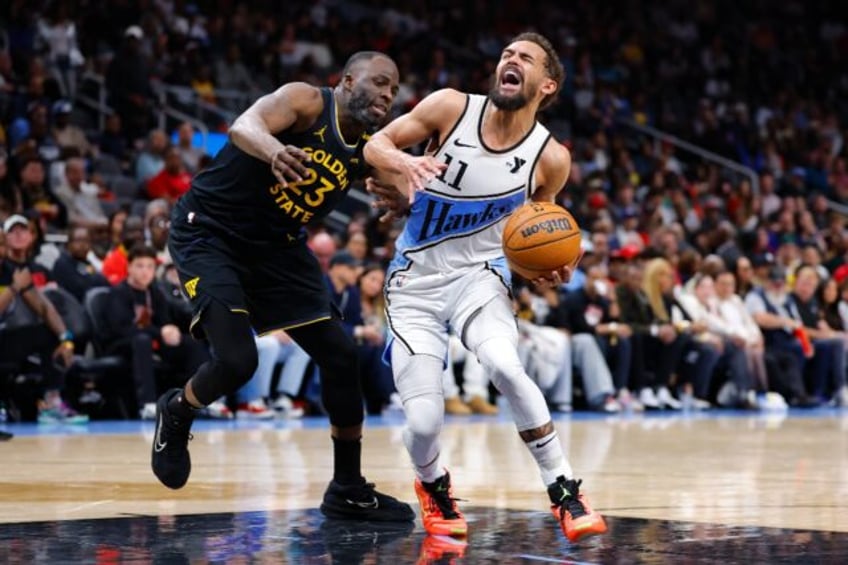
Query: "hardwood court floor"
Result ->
[[2, 409, 847, 563]]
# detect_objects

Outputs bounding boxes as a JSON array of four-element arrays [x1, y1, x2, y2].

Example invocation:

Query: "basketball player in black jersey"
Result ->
[[151, 51, 414, 522]]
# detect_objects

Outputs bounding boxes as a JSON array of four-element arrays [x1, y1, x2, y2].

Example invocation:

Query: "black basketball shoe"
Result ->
[[151, 388, 195, 489], [320, 478, 415, 522]]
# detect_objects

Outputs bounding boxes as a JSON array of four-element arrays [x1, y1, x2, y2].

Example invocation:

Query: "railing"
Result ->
[[154, 94, 210, 153], [617, 120, 760, 196], [74, 72, 111, 130], [154, 83, 243, 127]]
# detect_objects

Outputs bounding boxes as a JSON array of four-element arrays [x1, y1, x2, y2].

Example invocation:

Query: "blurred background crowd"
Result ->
[[1, 0, 847, 423]]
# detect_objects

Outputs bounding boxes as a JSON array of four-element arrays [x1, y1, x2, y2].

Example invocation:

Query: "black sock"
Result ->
[[332, 437, 363, 485], [167, 389, 199, 420]]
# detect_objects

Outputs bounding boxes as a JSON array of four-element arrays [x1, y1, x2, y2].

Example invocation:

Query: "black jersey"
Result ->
[[186, 87, 369, 243]]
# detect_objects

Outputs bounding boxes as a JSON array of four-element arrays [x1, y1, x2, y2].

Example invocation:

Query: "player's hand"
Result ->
[[531, 250, 584, 288], [531, 267, 570, 289], [366, 177, 409, 223], [401, 155, 447, 203], [270, 145, 312, 186]]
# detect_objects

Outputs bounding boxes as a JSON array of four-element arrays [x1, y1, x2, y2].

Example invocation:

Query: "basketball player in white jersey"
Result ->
[[363, 32, 607, 543]]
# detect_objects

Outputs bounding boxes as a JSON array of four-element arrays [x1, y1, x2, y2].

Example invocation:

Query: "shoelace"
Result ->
[[351, 482, 378, 499], [426, 483, 461, 519], [553, 479, 587, 521]]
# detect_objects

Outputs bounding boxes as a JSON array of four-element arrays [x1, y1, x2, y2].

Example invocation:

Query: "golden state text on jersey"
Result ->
[[267, 145, 353, 225], [187, 87, 368, 242]]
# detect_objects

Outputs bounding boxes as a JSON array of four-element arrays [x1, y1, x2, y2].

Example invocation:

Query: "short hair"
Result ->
[[342, 51, 388, 76], [508, 32, 564, 110], [128, 244, 158, 263]]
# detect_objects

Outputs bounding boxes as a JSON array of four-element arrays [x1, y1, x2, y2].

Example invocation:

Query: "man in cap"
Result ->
[[51, 100, 93, 157]]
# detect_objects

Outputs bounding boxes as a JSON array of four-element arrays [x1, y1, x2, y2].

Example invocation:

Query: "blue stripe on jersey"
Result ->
[[401, 191, 525, 248], [487, 256, 512, 284]]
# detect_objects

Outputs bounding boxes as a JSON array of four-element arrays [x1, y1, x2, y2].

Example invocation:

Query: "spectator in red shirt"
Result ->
[[146, 146, 191, 203], [102, 215, 144, 285]]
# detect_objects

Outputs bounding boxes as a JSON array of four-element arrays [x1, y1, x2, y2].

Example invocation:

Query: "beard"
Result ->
[[488, 84, 529, 111], [348, 89, 384, 132]]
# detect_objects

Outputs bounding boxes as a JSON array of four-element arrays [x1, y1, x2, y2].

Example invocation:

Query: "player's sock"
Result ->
[[333, 436, 363, 484], [526, 430, 573, 486], [167, 388, 200, 420]]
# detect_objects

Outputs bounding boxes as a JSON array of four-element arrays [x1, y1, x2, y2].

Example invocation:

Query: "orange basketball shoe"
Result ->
[[417, 534, 468, 563], [547, 476, 607, 542], [414, 471, 468, 537]]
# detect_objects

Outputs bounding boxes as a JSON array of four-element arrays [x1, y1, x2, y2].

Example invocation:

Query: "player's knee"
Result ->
[[476, 338, 526, 393], [404, 394, 442, 438], [217, 340, 259, 386], [316, 335, 358, 382]]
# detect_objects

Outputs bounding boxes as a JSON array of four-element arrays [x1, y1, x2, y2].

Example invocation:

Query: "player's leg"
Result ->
[[244, 240, 412, 521], [385, 273, 466, 536], [391, 342, 467, 536], [153, 212, 257, 489], [152, 300, 258, 489], [287, 318, 414, 522], [462, 293, 607, 542]]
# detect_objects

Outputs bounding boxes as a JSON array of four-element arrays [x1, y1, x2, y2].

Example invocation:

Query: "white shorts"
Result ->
[[385, 262, 515, 361]]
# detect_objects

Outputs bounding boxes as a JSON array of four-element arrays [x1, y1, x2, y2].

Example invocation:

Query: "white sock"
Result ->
[[525, 430, 573, 486]]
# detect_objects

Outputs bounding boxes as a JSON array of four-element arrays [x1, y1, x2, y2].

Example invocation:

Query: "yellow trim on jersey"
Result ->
[[189, 307, 250, 337], [256, 315, 332, 336], [333, 97, 358, 149]]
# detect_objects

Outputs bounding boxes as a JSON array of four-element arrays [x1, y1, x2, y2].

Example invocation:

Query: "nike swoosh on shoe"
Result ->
[[345, 497, 379, 509], [154, 414, 167, 452]]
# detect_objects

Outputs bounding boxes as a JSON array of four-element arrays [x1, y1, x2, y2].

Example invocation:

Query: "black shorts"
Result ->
[[168, 199, 332, 339]]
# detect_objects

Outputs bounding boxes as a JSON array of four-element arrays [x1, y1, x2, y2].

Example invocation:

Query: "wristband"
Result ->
[[19, 283, 35, 294], [60, 330, 74, 342]]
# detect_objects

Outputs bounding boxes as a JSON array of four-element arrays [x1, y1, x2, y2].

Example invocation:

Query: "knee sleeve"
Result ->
[[392, 345, 445, 438], [289, 319, 363, 428], [190, 301, 258, 405], [392, 345, 445, 479], [475, 336, 551, 431]]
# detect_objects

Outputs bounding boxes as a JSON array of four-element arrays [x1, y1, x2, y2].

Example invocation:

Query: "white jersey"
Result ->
[[388, 94, 551, 276]]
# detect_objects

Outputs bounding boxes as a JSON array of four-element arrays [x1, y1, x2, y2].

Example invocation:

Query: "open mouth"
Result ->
[[370, 103, 388, 117], [499, 67, 522, 91]]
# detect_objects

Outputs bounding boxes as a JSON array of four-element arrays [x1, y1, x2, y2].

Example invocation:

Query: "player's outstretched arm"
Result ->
[[228, 82, 323, 186], [364, 89, 464, 200]]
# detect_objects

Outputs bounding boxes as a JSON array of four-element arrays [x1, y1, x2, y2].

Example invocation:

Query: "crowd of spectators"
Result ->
[[1, 1, 847, 422]]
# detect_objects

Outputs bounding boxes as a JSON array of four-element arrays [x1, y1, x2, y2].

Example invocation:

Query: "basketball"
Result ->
[[502, 202, 582, 279]]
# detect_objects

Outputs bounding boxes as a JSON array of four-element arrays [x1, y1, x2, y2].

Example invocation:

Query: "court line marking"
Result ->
[[65, 500, 115, 514]]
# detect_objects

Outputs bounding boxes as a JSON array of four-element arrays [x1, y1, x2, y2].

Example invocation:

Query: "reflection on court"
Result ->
[[1, 410, 847, 562]]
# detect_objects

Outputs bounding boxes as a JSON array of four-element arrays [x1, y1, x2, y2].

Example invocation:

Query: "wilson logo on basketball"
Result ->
[[520, 217, 572, 238]]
